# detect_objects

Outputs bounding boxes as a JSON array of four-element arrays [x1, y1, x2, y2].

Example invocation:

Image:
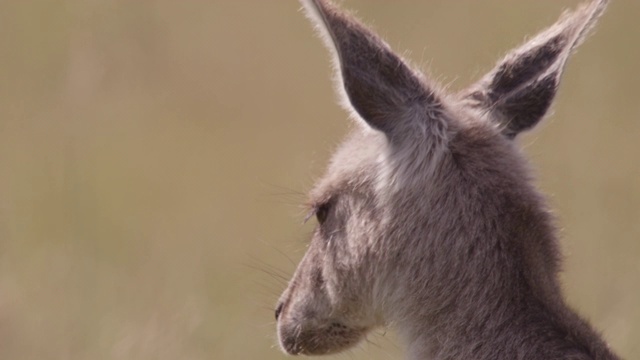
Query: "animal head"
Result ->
[[276, 0, 608, 356]]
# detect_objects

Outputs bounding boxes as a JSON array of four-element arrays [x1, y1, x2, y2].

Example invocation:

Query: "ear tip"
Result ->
[[582, 0, 611, 20], [300, 0, 332, 15], [588, 0, 611, 16], [568, 0, 610, 46]]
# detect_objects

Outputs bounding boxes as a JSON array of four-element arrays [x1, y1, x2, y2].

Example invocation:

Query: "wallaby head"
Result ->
[[276, 1, 619, 359]]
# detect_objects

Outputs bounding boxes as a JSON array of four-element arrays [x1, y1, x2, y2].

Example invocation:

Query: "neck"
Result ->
[[399, 288, 619, 360], [382, 158, 619, 360]]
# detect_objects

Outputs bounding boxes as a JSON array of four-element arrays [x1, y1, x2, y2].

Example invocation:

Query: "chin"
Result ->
[[278, 321, 368, 355]]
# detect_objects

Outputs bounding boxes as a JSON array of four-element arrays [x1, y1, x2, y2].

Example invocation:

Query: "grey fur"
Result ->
[[276, 1, 620, 359]]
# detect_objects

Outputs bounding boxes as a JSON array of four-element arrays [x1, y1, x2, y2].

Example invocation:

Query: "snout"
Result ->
[[274, 239, 373, 355], [276, 296, 370, 355], [277, 317, 367, 355]]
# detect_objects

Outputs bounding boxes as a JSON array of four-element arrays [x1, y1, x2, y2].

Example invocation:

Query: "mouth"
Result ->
[[278, 321, 367, 355]]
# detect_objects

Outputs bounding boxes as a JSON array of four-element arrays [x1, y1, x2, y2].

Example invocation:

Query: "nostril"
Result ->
[[275, 302, 284, 321]]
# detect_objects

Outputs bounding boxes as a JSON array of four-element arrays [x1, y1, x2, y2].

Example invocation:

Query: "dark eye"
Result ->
[[316, 203, 330, 224]]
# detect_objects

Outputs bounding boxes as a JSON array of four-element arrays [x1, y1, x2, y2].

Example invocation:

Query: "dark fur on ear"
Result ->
[[300, 0, 444, 140], [462, 0, 609, 139]]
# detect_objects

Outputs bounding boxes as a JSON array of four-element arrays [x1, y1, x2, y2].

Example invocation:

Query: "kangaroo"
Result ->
[[275, 0, 620, 359]]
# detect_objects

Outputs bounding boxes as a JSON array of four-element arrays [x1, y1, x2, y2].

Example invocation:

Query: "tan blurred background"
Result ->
[[0, 1, 638, 359]]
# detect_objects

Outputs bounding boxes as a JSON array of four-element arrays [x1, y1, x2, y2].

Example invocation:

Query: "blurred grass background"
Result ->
[[0, 1, 638, 359]]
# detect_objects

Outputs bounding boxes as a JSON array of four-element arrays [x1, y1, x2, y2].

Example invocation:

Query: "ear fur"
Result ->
[[300, 0, 445, 141], [462, 0, 609, 139]]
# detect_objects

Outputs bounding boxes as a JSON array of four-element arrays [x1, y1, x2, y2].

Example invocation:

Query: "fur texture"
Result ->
[[276, 1, 619, 359]]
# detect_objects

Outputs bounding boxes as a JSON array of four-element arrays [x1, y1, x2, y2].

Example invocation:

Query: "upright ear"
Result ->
[[300, 0, 444, 140], [461, 0, 609, 139]]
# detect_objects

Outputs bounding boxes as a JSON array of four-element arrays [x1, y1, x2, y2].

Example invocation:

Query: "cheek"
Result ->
[[334, 222, 376, 274], [321, 239, 369, 307], [314, 207, 377, 305], [310, 236, 348, 304]]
